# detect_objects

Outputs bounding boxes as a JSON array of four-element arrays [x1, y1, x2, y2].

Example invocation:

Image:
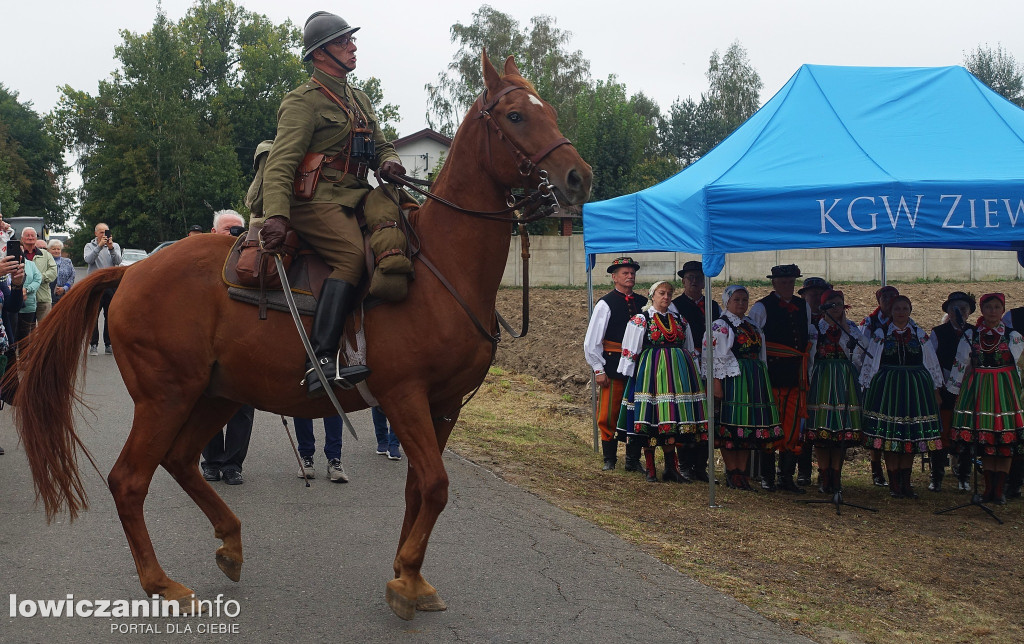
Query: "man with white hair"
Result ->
[[84, 222, 122, 355], [200, 209, 255, 486]]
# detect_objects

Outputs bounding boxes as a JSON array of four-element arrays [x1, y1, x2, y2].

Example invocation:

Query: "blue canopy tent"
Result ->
[[581, 65, 1024, 504]]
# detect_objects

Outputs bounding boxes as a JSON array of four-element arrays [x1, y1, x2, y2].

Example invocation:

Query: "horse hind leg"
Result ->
[[160, 397, 246, 584], [108, 402, 205, 612]]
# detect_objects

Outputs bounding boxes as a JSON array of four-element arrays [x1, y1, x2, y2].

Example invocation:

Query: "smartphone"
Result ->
[[7, 240, 22, 264], [104, 230, 111, 239]]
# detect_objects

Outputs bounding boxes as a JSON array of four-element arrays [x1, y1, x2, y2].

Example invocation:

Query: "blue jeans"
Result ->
[[372, 407, 400, 451], [293, 416, 342, 460]]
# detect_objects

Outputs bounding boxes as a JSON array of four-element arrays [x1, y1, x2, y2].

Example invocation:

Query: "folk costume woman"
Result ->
[[805, 289, 865, 494], [859, 295, 944, 499], [705, 285, 783, 491], [945, 292, 1024, 504], [858, 284, 901, 488], [617, 281, 707, 483]]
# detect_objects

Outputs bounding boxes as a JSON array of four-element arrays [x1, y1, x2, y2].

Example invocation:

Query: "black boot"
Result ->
[[777, 452, 806, 494], [759, 451, 777, 491], [1006, 458, 1024, 499], [687, 444, 712, 482], [871, 458, 888, 487], [797, 448, 813, 486], [643, 447, 658, 483], [902, 468, 918, 499], [601, 440, 617, 471], [981, 470, 995, 503], [888, 469, 902, 498], [818, 468, 831, 494], [624, 437, 643, 473], [993, 471, 1008, 505], [304, 279, 370, 396], [956, 453, 973, 492], [928, 449, 947, 492]]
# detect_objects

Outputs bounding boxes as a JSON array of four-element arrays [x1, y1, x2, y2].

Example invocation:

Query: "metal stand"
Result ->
[[934, 452, 1003, 524], [796, 483, 878, 515]]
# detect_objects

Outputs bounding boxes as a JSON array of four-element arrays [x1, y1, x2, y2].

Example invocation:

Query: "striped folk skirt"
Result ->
[[951, 365, 1024, 457], [862, 364, 943, 453], [717, 358, 783, 450], [805, 358, 863, 447], [616, 346, 708, 445]]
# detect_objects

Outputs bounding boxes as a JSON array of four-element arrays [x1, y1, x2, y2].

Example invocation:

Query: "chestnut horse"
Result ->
[[13, 52, 591, 620]]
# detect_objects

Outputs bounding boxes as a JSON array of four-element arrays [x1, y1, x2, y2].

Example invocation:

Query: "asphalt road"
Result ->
[[0, 337, 813, 644]]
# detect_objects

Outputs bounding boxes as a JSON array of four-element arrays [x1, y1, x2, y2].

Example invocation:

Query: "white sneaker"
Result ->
[[298, 456, 315, 479], [89, 345, 98, 356], [328, 459, 349, 483]]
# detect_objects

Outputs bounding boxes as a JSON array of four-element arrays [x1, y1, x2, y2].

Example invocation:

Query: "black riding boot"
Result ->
[[305, 279, 371, 396], [871, 458, 888, 487], [777, 452, 806, 494], [601, 440, 618, 471], [928, 449, 947, 492], [759, 451, 777, 491], [624, 437, 643, 473], [1006, 457, 1024, 499], [797, 447, 813, 486]]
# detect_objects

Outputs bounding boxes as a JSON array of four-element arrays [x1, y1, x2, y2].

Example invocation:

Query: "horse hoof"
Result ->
[[416, 592, 447, 612], [385, 584, 416, 621], [163, 588, 201, 615], [216, 553, 242, 582]]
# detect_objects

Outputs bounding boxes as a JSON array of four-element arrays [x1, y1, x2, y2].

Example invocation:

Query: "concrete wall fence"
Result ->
[[501, 234, 1024, 287]]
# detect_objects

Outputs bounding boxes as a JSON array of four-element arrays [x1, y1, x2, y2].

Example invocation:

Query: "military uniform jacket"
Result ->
[[262, 68, 400, 218]]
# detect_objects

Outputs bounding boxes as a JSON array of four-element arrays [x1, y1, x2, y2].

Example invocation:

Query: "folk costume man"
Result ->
[[748, 264, 812, 493], [795, 276, 831, 485], [671, 260, 720, 482], [1001, 300, 1024, 498], [930, 291, 976, 492], [260, 11, 410, 396], [584, 257, 648, 472]]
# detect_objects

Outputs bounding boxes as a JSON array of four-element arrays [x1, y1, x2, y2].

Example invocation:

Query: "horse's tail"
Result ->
[[10, 266, 127, 521]]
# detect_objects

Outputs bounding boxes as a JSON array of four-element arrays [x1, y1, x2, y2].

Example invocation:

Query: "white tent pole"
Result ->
[[587, 254, 599, 453], [705, 272, 718, 508]]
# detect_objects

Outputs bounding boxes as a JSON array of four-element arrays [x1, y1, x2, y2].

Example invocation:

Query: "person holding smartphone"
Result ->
[[0, 250, 25, 457], [83, 222, 122, 355]]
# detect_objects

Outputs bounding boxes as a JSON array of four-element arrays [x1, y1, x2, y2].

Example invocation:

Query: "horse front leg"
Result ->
[[382, 394, 451, 620]]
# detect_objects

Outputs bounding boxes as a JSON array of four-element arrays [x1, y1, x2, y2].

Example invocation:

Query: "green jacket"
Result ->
[[262, 68, 400, 219], [30, 249, 58, 304]]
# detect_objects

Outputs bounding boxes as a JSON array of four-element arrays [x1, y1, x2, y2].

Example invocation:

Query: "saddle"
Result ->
[[221, 200, 420, 319]]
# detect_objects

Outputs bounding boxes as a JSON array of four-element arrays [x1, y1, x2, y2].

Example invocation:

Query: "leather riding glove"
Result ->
[[260, 216, 289, 253], [379, 160, 406, 180]]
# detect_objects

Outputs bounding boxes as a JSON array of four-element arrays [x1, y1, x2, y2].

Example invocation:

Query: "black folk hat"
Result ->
[[798, 276, 832, 294], [942, 291, 977, 314], [766, 264, 802, 280], [606, 256, 641, 273], [676, 260, 703, 279], [188, 224, 204, 234]]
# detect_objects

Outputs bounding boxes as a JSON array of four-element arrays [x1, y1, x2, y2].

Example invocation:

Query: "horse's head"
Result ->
[[470, 50, 592, 206]]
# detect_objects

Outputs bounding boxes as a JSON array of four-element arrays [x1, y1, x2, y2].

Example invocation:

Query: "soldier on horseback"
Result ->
[[259, 11, 410, 396]]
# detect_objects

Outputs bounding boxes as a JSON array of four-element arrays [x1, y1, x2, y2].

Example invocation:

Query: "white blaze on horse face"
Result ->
[[528, 94, 543, 107]]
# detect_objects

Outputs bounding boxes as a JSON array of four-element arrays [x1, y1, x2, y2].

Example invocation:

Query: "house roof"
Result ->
[[392, 128, 452, 149]]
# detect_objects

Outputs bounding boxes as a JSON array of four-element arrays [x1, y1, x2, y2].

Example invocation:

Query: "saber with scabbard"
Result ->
[[272, 252, 359, 440]]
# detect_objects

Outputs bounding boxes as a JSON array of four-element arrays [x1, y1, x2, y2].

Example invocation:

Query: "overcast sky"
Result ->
[[4, 1, 1023, 140]]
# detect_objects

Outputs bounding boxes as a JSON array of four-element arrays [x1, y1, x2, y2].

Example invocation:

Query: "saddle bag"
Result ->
[[235, 220, 301, 289]]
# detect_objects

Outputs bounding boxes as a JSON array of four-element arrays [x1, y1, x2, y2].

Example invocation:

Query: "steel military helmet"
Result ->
[[302, 11, 360, 61]]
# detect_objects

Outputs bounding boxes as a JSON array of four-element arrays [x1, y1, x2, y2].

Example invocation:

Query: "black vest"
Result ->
[[759, 292, 809, 388], [930, 322, 961, 372], [672, 293, 720, 344], [599, 289, 647, 379], [1008, 307, 1024, 334]]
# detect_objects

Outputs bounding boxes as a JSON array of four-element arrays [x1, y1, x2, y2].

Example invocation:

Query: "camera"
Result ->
[[6, 240, 22, 264], [104, 230, 111, 238], [229, 225, 245, 237]]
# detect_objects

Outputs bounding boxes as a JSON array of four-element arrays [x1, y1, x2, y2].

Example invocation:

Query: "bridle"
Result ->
[[383, 83, 574, 223]]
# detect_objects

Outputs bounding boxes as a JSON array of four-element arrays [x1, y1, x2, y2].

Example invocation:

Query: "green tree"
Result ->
[[350, 75, 401, 141], [426, 5, 591, 138], [51, 1, 310, 249], [0, 85, 72, 226], [964, 43, 1024, 107], [662, 41, 762, 167]]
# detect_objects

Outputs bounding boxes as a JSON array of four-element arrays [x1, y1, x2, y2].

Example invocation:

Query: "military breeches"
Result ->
[[598, 378, 627, 442], [288, 202, 364, 283]]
